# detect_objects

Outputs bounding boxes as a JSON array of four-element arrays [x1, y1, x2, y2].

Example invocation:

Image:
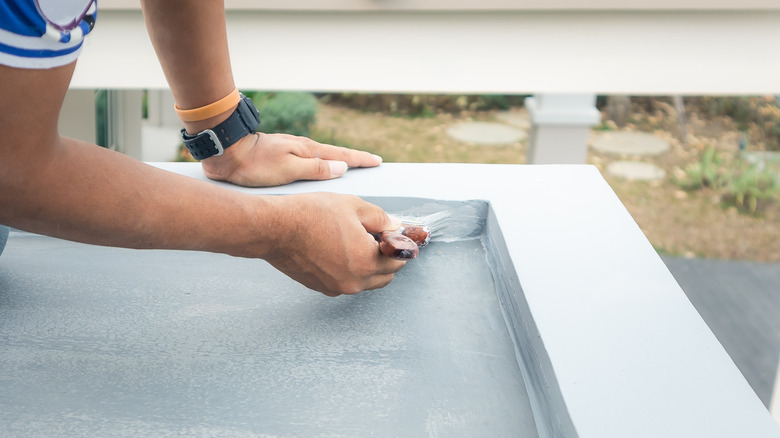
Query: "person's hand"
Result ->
[[200, 132, 383, 187], [261, 193, 407, 297]]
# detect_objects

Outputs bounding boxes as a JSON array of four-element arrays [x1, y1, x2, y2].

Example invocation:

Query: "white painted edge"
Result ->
[[772, 354, 780, 426]]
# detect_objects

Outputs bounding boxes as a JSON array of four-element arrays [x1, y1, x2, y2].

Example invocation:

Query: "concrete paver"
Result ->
[[447, 122, 526, 145], [606, 160, 666, 181], [494, 111, 531, 129], [591, 131, 670, 156]]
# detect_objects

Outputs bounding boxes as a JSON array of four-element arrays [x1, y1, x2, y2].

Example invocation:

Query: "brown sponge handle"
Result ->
[[378, 231, 419, 260]]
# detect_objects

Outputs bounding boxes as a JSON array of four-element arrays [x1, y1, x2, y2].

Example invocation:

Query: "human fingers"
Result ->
[[303, 141, 383, 169], [263, 193, 408, 296], [353, 199, 402, 234], [374, 253, 408, 274], [284, 141, 383, 182], [361, 272, 397, 292], [287, 157, 350, 182]]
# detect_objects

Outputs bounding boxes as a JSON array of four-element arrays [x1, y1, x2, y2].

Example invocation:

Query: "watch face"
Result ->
[[237, 97, 261, 131]]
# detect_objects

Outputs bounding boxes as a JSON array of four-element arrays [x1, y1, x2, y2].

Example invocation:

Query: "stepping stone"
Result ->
[[591, 131, 670, 156], [606, 161, 666, 181], [447, 122, 526, 145], [495, 111, 531, 129]]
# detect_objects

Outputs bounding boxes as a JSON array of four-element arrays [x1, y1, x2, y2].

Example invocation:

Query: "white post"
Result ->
[[146, 89, 179, 127], [102, 90, 143, 160], [59, 90, 97, 144], [525, 94, 600, 164], [142, 89, 182, 162]]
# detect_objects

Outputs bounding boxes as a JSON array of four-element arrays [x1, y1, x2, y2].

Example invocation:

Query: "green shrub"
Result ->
[[674, 147, 729, 190], [723, 163, 780, 213], [675, 146, 780, 214], [250, 91, 318, 137]]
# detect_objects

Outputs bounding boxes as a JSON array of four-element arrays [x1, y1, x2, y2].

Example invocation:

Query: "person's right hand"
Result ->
[[261, 193, 407, 297]]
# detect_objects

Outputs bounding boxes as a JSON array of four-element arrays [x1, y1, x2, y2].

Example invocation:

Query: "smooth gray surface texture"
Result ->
[[662, 256, 780, 407], [0, 231, 538, 437]]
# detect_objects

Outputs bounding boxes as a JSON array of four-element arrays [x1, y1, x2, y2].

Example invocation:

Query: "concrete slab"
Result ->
[[495, 111, 531, 129], [0, 231, 538, 437], [447, 121, 526, 145], [606, 160, 666, 181], [591, 131, 670, 156]]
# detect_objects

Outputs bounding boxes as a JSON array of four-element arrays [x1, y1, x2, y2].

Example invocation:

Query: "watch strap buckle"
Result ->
[[180, 127, 224, 160], [180, 94, 260, 161], [202, 129, 225, 157]]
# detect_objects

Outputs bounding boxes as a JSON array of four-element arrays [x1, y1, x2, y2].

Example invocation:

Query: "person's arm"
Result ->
[[139, 0, 382, 187], [0, 62, 405, 296]]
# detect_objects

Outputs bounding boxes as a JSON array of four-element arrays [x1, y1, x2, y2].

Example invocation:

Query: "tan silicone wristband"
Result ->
[[174, 87, 241, 122]]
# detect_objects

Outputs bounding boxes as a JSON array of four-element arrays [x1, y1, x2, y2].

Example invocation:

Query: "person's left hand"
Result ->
[[200, 132, 383, 187]]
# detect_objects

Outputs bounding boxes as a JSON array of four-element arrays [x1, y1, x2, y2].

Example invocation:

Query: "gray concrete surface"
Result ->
[[0, 231, 539, 437], [2, 233, 778, 433], [662, 255, 780, 408]]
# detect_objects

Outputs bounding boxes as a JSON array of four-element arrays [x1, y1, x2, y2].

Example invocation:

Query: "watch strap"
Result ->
[[181, 94, 260, 160]]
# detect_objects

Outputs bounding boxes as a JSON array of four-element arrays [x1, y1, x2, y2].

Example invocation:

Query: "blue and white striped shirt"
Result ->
[[0, 0, 97, 69]]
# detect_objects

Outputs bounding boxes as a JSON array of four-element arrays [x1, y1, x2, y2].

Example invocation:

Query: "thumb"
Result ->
[[300, 158, 348, 180], [358, 203, 402, 234]]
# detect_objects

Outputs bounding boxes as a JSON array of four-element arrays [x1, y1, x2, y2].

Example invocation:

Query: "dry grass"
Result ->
[[312, 100, 780, 262], [312, 104, 525, 164]]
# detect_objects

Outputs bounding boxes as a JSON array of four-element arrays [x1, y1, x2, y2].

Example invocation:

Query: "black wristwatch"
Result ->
[[180, 93, 261, 160]]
